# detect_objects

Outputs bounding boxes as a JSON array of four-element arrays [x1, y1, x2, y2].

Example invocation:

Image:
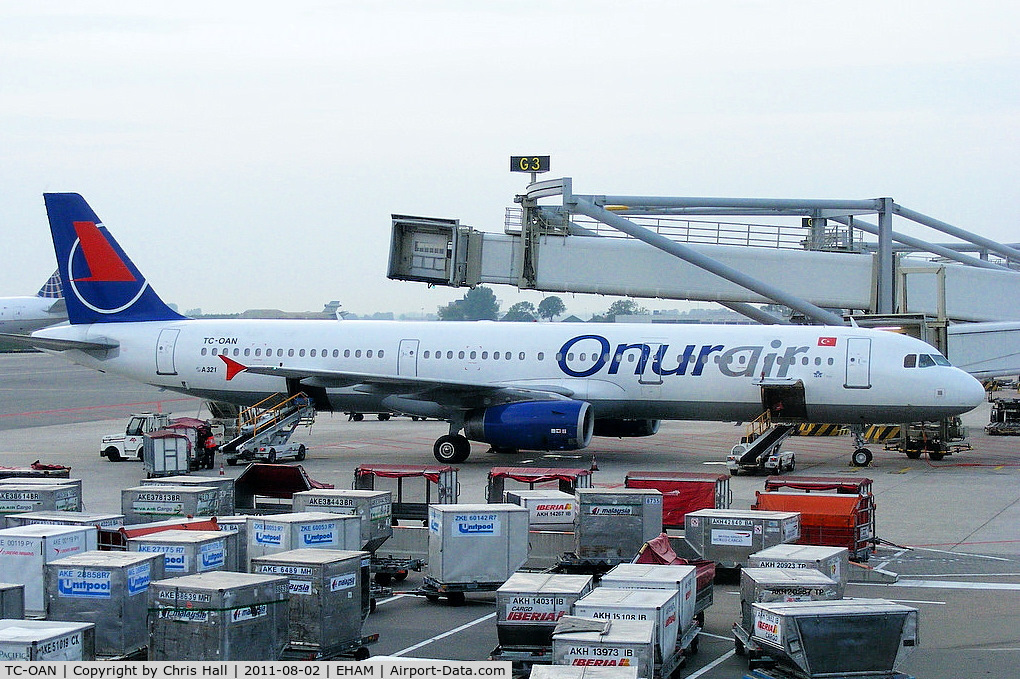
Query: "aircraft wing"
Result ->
[[219, 356, 577, 408], [0, 332, 119, 352]]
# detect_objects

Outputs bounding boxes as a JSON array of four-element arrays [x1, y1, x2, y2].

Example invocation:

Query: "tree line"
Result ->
[[436, 286, 649, 322]]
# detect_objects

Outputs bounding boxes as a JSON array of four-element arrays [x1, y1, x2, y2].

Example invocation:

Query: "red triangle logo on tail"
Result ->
[[72, 221, 136, 282]]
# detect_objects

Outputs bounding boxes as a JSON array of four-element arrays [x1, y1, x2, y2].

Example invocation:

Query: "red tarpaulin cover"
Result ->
[[633, 533, 716, 592], [355, 464, 457, 484], [626, 472, 726, 528], [763, 476, 872, 495], [488, 467, 591, 484]]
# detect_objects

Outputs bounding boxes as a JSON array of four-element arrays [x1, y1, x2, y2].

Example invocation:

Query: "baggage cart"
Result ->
[[600, 563, 699, 648], [142, 431, 192, 478], [505, 489, 577, 530], [354, 464, 458, 523], [0, 482, 81, 517], [747, 544, 850, 595], [574, 488, 663, 566], [552, 617, 659, 679], [573, 587, 690, 666], [121, 484, 218, 524], [529, 666, 637, 679], [485, 467, 594, 503], [624, 471, 731, 528], [753, 476, 875, 561], [141, 475, 235, 516], [0, 524, 98, 616], [0, 620, 96, 661]]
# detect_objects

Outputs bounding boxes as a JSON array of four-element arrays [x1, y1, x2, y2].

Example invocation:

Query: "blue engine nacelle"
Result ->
[[463, 400, 595, 451]]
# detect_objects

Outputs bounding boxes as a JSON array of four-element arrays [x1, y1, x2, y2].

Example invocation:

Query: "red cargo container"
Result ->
[[751, 476, 875, 561], [625, 471, 731, 528]]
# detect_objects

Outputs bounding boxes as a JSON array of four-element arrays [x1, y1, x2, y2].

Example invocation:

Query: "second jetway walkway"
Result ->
[[388, 177, 1020, 325]]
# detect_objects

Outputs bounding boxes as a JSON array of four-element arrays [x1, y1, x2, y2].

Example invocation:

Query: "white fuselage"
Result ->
[[0, 296, 66, 335], [35, 319, 985, 425]]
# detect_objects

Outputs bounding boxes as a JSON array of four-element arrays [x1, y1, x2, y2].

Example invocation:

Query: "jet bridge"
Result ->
[[388, 177, 1020, 326]]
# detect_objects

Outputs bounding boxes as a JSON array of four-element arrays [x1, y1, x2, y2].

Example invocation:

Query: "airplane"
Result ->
[[1, 193, 986, 465], [0, 270, 67, 335]]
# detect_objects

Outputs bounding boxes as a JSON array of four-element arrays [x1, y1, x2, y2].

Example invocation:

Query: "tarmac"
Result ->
[[1, 351, 1018, 677]]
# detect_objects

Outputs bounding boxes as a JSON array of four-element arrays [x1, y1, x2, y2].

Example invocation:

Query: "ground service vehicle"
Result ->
[[101, 413, 172, 461]]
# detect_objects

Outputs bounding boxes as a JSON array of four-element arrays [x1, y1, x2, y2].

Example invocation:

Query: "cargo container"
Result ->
[[753, 476, 875, 561], [148, 571, 290, 661], [504, 489, 577, 530], [749, 599, 918, 677], [624, 472, 731, 528], [251, 548, 371, 659], [0, 583, 25, 619], [423, 504, 529, 603], [292, 489, 393, 552], [121, 484, 218, 524], [0, 524, 98, 615], [573, 489, 663, 565], [6, 510, 124, 530], [247, 512, 361, 568], [0, 482, 81, 516], [142, 430, 192, 478], [683, 509, 800, 567], [0, 620, 95, 660], [45, 550, 165, 658], [599, 563, 699, 641], [141, 475, 236, 517], [529, 666, 638, 679], [573, 587, 683, 665], [128, 529, 238, 575], [734, 567, 842, 660], [495, 573, 594, 647], [747, 544, 851, 596], [0, 477, 83, 498], [552, 617, 656, 679], [215, 515, 250, 570]]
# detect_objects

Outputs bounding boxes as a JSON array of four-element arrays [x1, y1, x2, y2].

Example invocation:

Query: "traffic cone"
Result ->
[[590, 455, 599, 472], [219, 462, 225, 476]]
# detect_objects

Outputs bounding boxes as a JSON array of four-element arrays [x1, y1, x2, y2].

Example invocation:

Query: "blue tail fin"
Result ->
[[35, 270, 63, 299], [43, 193, 187, 324]]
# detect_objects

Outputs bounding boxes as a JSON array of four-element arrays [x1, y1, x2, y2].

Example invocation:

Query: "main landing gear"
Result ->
[[850, 426, 873, 467], [433, 433, 471, 464]]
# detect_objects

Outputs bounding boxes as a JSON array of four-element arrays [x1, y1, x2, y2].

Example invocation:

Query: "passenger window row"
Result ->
[[200, 347, 386, 359]]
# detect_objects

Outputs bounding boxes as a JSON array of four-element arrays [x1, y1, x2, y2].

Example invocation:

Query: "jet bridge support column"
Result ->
[[568, 198, 847, 327], [877, 198, 895, 314]]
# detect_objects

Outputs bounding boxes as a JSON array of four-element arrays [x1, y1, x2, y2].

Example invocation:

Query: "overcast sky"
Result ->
[[2, 1, 1017, 317]]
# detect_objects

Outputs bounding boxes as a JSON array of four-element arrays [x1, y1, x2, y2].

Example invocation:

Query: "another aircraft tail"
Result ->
[[43, 193, 187, 324], [35, 270, 63, 299]]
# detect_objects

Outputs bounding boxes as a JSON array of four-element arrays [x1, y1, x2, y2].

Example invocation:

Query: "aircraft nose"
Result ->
[[958, 371, 986, 411]]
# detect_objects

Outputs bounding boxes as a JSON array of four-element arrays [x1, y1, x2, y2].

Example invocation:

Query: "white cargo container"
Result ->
[[121, 485, 218, 524], [149, 571, 289, 661], [128, 529, 238, 575], [573, 588, 680, 663], [0, 620, 96, 660], [0, 483, 81, 516], [530, 666, 638, 679], [425, 504, 529, 587], [0, 583, 25, 620], [684, 509, 801, 567], [215, 515, 250, 570], [738, 568, 842, 637], [599, 563, 699, 637], [0, 524, 98, 615], [292, 489, 393, 552], [751, 599, 918, 678], [141, 476, 236, 517], [45, 550, 165, 658], [504, 489, 577, 530], [251, 548, 369, 657], [495, 573, 594, 648], [552, 617, 656, 679], [574, 489, 663, 564], [747, 544, 851, 596], [247, 512, 361, 567], [5, 510, 124, 530]]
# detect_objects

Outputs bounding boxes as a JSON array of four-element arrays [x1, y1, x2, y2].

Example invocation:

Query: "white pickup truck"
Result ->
[[101, 413, 172, 461]]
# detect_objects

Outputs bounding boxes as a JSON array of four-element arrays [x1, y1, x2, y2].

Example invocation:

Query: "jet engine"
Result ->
[[463, 400, 594, 451], [593, 418, 661, 438]]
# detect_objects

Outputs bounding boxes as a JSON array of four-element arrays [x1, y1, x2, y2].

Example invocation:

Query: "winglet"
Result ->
[[219, 354, 248, 381]]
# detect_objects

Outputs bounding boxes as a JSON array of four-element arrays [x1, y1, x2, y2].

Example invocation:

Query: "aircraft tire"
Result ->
[[851, 448, 873, 467], [434, 435, 470, 464]]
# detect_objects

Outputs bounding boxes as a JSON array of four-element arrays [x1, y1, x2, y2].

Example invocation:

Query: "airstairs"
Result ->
[[728, 411, 796, 475], [221, 393, 316, 464]]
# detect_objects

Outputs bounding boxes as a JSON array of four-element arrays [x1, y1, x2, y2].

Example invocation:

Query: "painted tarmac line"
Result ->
[[393, 612, 497, 656], [857, 580, 1020, 591], [684, 650, 736, 679]]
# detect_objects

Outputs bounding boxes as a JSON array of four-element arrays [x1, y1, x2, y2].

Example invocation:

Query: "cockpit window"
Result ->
[[931, 354, 951, 366], [918, 354, 936, 368], [903, 354, 917, 368]]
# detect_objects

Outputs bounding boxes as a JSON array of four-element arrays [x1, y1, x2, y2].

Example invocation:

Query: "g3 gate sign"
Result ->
[[510, 155, 550, 173]]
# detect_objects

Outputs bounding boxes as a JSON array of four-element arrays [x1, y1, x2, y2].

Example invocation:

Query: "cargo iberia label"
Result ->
[[754, 609, 783, 645], [299, 522, 338, 546], [57, 567, 112, 598], [453, 513, 500, 537], [562, 646, 635, 667], [505, 596, 569, 622]]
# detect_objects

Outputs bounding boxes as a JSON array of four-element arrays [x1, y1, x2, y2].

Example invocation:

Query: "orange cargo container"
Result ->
[[751, 476, 875, 561]]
